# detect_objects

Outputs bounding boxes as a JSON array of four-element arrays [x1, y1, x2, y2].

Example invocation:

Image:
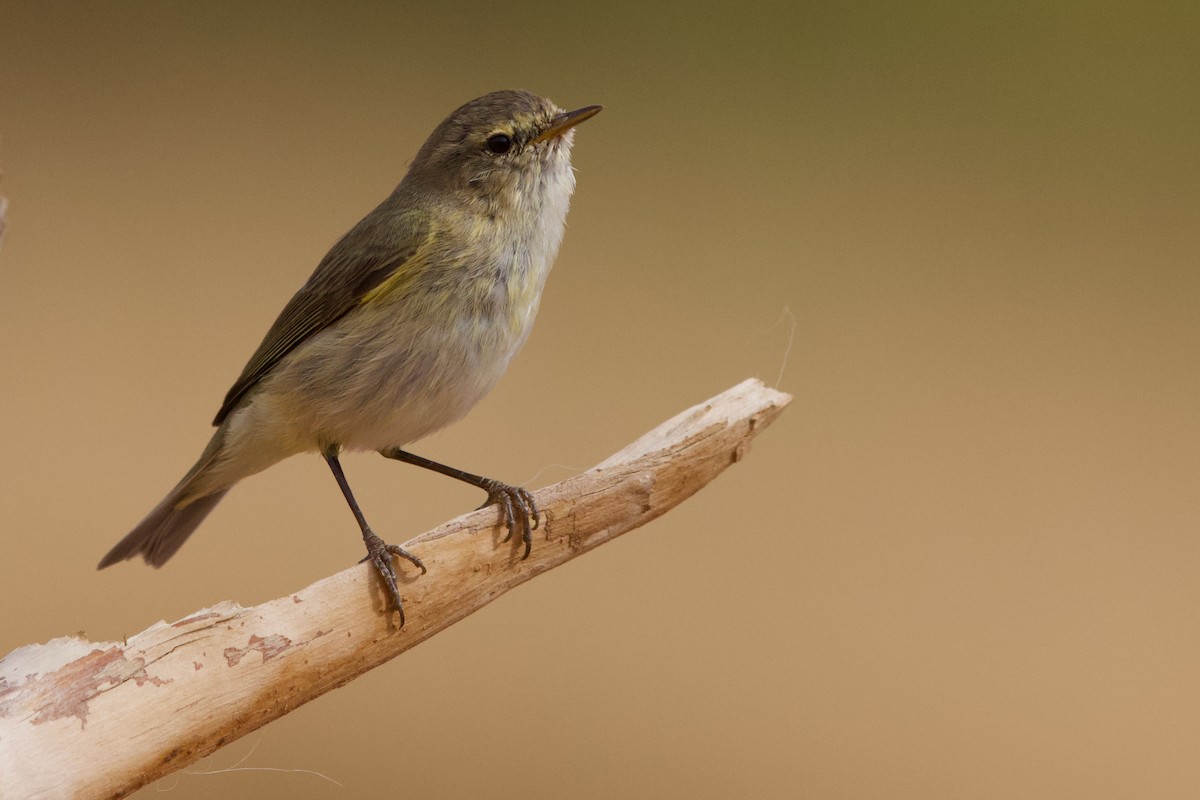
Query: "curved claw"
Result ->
[[385, 543, 427, 575], [361, 530, 425, 625], [477, 481, 539, 559]]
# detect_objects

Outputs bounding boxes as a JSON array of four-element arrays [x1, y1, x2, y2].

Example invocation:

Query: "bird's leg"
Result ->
[[323, 450, 426, 625], [379, 447, 539, 559]]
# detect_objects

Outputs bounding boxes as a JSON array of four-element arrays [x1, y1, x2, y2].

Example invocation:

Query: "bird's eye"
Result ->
[[485, 133, 513, 154]]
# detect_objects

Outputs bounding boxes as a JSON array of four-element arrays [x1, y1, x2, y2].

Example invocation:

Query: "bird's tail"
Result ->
[[99, 431, 231, 569], [98, 487, 229, 568]]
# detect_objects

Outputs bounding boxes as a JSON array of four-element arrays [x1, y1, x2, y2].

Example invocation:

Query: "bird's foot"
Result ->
[[361, 529, 426, 626], [477, 479, 540, 559]]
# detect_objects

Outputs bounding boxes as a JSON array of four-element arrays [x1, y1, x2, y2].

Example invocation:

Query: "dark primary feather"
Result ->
[[213, 205, 431, 425]]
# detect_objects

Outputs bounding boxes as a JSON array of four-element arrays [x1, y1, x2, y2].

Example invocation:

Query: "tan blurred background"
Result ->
[[2, 1, 1198, 797]]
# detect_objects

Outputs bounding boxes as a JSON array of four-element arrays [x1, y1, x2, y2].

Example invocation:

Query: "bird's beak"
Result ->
[[531, 104, 603, 145]]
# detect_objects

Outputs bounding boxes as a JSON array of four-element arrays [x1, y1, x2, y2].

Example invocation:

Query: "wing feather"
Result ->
[[212, 204, 430, 425]]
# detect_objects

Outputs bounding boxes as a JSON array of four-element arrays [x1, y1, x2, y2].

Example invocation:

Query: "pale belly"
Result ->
[[256, 295, 537, 453]]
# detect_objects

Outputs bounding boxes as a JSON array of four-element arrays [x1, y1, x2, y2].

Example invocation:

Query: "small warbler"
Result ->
[[99, 90, 601, 624]]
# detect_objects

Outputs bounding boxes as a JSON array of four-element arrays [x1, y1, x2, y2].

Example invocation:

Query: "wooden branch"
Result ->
[[0, 379, 791, 800]]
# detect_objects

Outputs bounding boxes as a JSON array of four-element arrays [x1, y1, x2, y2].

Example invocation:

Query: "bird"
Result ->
[[99, 90, 601, 625]]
